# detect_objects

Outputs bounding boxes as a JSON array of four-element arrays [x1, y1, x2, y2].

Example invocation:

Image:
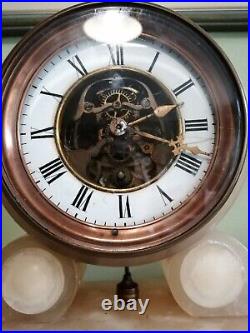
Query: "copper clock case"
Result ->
[[2, 3, 247, 265]]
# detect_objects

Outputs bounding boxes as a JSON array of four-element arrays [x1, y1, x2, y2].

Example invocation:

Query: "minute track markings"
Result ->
[[17, 41, 217, 229]]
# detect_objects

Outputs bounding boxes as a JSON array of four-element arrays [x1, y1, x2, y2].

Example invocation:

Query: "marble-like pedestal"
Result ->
[[2, 279, 247, 331]]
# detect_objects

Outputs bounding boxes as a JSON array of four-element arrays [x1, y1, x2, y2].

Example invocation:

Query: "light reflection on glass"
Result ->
[[83, 10, 142, 43]]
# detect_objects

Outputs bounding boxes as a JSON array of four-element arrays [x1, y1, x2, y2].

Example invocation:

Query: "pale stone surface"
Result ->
[[3, 248, 65, 315], [3, 280, 247, 331], [180, 244, 244, 308]]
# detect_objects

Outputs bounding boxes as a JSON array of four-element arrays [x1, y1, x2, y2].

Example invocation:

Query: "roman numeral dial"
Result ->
[[18, 39, 216, 228]]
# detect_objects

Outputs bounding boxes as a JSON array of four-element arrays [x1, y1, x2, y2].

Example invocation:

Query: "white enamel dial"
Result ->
[[18, 38, 215, 228]]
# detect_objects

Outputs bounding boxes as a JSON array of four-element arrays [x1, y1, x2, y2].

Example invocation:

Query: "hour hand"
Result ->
[[82, 102, 113, 114], [169, 136, 211, 157], [133, 130, 211, 157], [172, 143, 211, 157]]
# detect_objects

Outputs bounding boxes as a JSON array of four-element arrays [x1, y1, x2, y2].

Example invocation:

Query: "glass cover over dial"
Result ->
[[2, 3, 246, 265]]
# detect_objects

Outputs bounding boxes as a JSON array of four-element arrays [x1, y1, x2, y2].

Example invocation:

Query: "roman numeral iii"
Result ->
[[72, 185, 94, 212], [173, 79, 194, 96], [185, 119, 208, 132], [108, 45, 124, 65], [39, 157, 66, 184], [67, 55, 88, 76], [31, 127, 54, 139], [118, 195, 132, 218], [175, 153, 202, 176]]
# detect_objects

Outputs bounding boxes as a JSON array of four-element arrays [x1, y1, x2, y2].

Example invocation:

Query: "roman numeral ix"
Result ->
[[185, 119, 208, 132], [67, 55, 88, 76], [108, 45, 124, 65], [175, 153, 202, 176], [157, 185, 173, 206], [118, 195, 132, 218], [31, 127, 54, 139], [71, 185, 94, 212], [173, 79, 194, 96], [39, 157, 66, 184]]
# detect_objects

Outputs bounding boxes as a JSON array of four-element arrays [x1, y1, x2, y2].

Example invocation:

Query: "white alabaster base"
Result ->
[[162, 230, 248, 317]]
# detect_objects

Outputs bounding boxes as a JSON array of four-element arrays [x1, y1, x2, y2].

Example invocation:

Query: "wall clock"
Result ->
[[2, 3, 247, 266]]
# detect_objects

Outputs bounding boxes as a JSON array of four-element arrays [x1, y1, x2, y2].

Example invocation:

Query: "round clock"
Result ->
[[3, 3, 247, 265]]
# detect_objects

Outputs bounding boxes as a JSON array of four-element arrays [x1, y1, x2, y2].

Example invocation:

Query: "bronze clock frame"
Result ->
[[2, 3, 247, 265]]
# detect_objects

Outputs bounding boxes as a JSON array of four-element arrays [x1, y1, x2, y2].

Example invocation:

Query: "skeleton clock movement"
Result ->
[[2, 3, 247, 265]]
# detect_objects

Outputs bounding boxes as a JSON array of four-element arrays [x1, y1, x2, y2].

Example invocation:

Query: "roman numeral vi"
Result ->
[[118, 195, 132, 218]]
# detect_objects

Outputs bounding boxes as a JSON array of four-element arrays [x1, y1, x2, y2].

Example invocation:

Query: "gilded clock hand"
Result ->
[[168, 135, 211, 157], [133, 130, 211, 157], [133, 128, 171, 144], [171, 143, 211, 157], [128, 104, 179, 126]]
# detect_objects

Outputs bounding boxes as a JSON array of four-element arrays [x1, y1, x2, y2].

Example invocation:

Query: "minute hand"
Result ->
[[128, 104, 178, 127]]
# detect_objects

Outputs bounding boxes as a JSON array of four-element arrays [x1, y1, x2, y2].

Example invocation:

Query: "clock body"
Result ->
[[2, 3, 247, 265]]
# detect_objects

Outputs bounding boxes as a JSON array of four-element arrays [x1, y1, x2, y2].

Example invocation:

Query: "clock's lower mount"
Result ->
[[56, 67, 181, 192]]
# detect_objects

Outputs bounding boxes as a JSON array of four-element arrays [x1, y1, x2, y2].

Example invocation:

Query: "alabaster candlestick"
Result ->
[[2, 235, 85, 323], [162, 230, 247, 317]]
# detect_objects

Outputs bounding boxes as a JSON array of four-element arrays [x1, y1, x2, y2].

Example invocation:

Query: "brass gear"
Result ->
[[100, 88, 136, 120]]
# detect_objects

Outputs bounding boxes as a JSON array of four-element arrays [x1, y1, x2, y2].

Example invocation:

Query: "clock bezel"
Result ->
[[2, 2, 247, 265]]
